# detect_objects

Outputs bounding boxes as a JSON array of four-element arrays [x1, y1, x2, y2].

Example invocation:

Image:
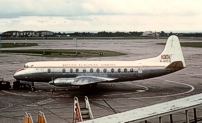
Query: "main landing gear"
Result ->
[[13, 80, 36, 92]]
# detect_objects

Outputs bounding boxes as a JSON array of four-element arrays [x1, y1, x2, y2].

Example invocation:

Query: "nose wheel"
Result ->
[[30, 82, 35, 92], [31, 86, 36, 92]]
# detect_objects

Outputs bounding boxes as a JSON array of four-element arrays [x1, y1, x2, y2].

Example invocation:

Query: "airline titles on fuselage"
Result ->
[[62, 64, 116, 67]]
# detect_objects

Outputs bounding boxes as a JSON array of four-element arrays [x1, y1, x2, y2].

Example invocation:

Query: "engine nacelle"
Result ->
[[49, 78, 75, 87]]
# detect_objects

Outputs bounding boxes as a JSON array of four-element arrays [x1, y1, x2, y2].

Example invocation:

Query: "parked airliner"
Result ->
[[13, 35, 186, 91]]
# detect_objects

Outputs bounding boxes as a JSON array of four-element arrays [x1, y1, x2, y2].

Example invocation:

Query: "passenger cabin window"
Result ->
[[62, 68, 66, 73], [70, 68, 73, 73], [111, 68, 114, 73], [124, 68, 127, 73], [76, 68, 79, 73], [130, 68, 133, 72], [90, 68, 93, 73], [118, 68, 121, 73], [48, 68, 51, 73], [96, 68, 100, 73], [83, 69, 86, 73], [103, 69, 107, 73]]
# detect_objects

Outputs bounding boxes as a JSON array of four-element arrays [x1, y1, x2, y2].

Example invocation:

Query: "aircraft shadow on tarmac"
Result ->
[[8, 80, 191, 98], [10, 82, 146, 97]]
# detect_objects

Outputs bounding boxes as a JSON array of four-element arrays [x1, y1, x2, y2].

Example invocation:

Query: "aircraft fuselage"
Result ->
[[14, 61, 180, 84]]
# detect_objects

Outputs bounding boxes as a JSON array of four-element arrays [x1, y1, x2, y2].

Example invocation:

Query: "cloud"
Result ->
[[0, 0, 85, 18], [0, 0, 202, 32], [1, 0, 200, 18]]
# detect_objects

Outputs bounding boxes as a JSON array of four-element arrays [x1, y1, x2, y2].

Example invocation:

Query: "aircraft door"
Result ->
[[137, 67, 144, 79]]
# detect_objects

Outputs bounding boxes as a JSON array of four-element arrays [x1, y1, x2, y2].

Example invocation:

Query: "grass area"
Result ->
[[1, 37, 160, 40], [157, 42, 202, 48], [2, 36, 202, 40], [2, 49, 126, 58], [1, 43, 38, 48]]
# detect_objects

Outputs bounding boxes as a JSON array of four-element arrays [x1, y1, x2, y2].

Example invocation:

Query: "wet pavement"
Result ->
[[0, 38, 202, 123]]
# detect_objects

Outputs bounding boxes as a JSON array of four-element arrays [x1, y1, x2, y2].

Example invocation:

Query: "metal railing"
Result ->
[[81, 93, 202, 123]]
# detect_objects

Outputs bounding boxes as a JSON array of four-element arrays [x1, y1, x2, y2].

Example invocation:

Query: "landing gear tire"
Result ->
[[31, 87, 36, 92]]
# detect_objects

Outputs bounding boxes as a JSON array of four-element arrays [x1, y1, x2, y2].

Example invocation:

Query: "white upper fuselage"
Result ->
[[24, 60, 169, 69]]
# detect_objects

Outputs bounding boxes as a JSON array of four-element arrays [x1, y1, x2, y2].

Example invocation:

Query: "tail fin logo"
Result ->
[[160, 55, 171, 62], [161, 55, 170, 59]]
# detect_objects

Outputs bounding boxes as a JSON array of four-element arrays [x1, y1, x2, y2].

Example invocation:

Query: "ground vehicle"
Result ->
[[0, 78, 11, 90]]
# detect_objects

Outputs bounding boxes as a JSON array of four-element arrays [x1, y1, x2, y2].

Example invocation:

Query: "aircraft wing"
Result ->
[[50, 76, 117, 86], [72, 76, 117, 85]]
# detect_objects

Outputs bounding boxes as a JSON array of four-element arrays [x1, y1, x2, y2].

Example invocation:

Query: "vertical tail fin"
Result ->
[[159, 35, 186, 68]]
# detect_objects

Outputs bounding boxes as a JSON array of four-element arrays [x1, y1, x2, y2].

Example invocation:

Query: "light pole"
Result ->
[[43, 39, 45, 55], [42, 31, 46, 55], [74, 38, 77, 55]]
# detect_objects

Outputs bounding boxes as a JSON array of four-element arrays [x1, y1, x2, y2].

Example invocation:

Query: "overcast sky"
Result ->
[[0, 0, 202, 32]]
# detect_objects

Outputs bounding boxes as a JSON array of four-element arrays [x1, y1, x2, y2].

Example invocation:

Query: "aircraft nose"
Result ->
[[13, 72, 20, 79], [13, 68, 24, 79]]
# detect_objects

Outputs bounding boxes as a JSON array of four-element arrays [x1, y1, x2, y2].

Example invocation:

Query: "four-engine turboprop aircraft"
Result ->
[[13, 35, 186, 91]]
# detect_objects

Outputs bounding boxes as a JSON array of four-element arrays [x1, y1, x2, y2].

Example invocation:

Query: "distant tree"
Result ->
[[160, 31, 165, 37], [169, 31, 173, 36]]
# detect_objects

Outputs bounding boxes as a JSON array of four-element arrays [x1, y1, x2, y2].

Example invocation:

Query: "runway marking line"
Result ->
[[1, 80, 194, 100], [26, 98, 55, 107], [102, 83, 149, 96], [0, 102, 13, 111], [102, 80, 194, 99], [1, 90, 70, 98], [129, 80, 195, 99]]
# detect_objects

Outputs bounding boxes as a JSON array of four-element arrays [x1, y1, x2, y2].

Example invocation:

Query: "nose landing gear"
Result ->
[[30, 82, 36, 92]]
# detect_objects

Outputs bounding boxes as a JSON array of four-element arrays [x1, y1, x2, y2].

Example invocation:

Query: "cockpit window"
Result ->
[[24, 64, 33, 68]]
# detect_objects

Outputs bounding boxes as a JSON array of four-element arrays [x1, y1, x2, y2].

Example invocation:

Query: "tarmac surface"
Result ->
[[0, 37, 202, 123]]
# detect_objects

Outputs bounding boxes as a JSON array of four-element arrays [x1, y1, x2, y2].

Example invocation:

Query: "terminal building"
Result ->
[[142, 31, 159, 37], [1, 30, 54, 37]]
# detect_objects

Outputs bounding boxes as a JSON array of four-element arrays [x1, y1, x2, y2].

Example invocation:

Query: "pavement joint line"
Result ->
[[101, 97, 118, 114], [26, 98, 55, 107], [0, 102, 13, 111], [1, 90, 70, 98]]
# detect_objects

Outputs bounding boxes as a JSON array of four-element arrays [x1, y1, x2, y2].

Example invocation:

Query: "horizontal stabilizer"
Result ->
[[166, 61, 184, 69]]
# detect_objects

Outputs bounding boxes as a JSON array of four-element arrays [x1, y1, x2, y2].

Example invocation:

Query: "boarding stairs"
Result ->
[[73, 96, 93, 123], [24, 111, 47, 123]]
